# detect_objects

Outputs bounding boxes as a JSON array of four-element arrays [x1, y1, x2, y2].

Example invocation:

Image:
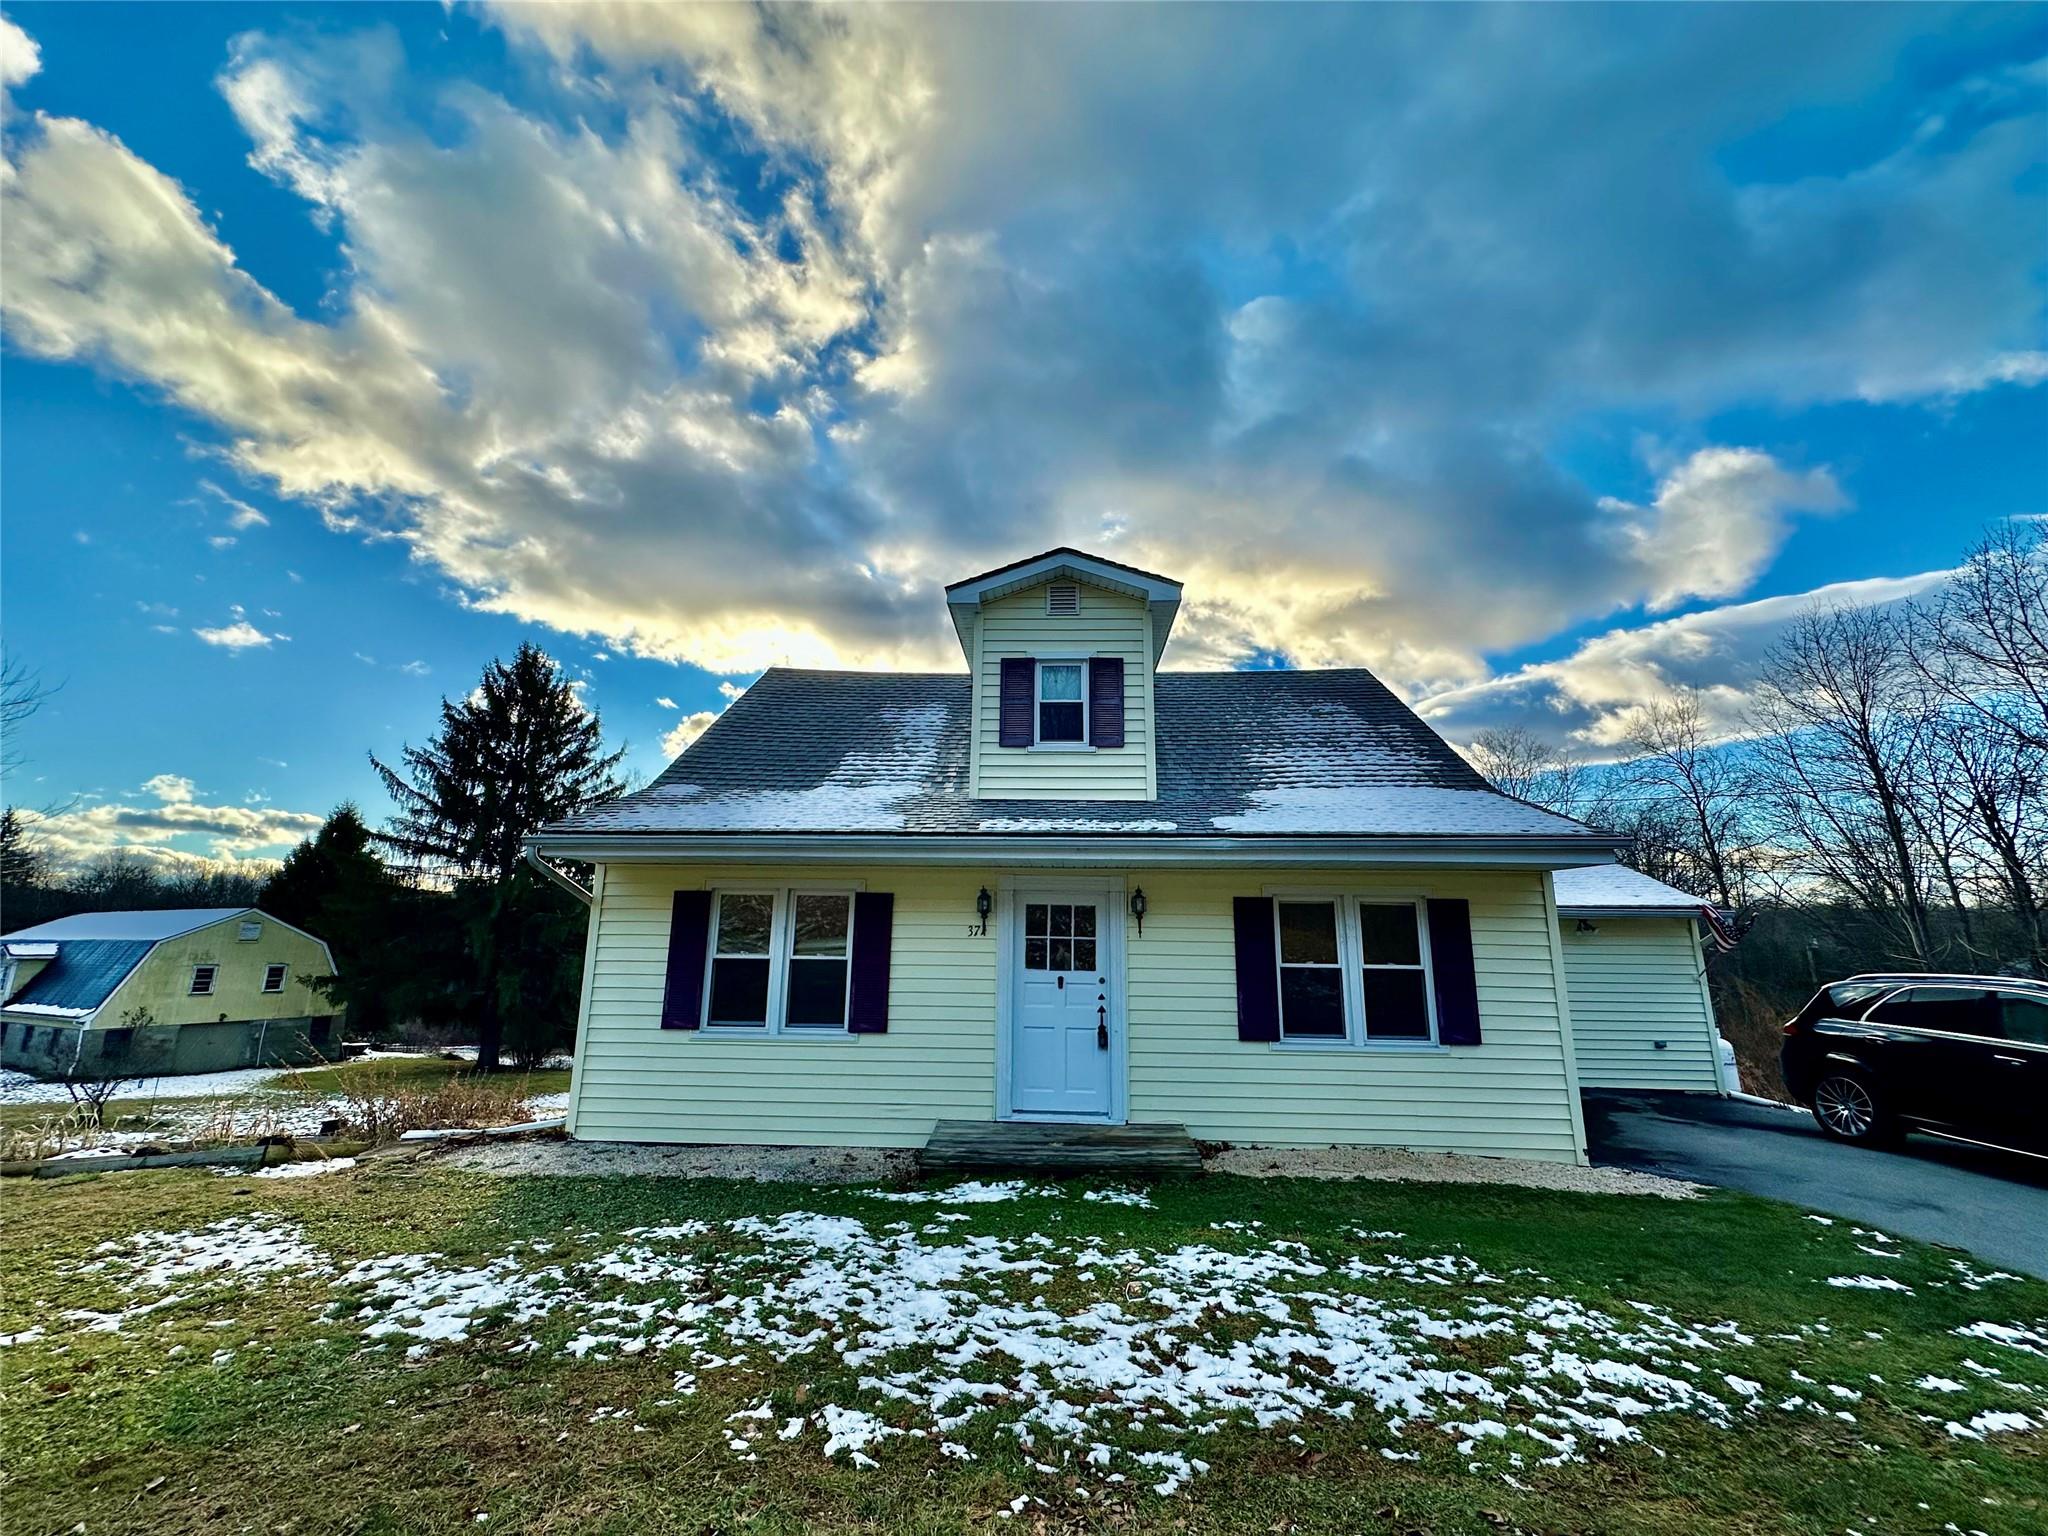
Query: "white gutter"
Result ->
[[523, 846, 593, 904], [526, 832, 1626, 870]]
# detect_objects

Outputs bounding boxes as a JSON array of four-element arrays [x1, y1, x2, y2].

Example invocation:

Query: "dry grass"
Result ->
[[297, 1063, 539, 1142], [1714, 976, 1799, 1099]]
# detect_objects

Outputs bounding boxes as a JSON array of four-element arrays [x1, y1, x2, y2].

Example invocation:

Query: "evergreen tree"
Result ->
[[261, 804, 411, 1039], [370, 644, 624, 1068]]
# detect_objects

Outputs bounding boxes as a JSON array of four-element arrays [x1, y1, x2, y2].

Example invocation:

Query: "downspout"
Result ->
[[524, 846, 593, 905]]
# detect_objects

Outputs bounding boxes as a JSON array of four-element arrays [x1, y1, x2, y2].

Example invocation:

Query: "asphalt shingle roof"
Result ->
[[546, 668, 1604, 842]]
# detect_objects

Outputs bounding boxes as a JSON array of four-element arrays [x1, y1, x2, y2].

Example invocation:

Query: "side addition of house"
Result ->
[[532, 548, 1631, 1163]]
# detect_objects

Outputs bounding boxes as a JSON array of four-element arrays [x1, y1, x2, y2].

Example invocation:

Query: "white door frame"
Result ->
[[995, 874, 1128, 1124]]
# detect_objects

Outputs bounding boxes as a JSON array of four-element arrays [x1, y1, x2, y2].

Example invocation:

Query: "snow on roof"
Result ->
[[1, 908, 255, 943], [543, 668, 1609, 845], [1553, 865, 1709, 913]]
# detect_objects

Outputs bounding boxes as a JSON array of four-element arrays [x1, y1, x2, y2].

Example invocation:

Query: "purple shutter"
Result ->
[[848, 892, 894, 1033], [1427, 898, 1483, 1045], [1088, 657, 1125, 748], [660, 890, 713, 1030], [999, 657, 1034, 747], [1232, 897, 1281, 1043]]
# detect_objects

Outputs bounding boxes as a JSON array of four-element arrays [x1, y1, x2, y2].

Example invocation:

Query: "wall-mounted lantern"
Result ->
[[975, 886, 993, 936], [1574, 918, 1598, 935], [1130, 886, 1148, 938]]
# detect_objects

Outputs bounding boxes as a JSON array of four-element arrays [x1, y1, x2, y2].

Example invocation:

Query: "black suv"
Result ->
[[1780, 974, 2047, 1156]]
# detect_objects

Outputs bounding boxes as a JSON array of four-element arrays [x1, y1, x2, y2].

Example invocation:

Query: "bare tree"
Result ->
[[1615, 689, 1758, 910], [1915, 520, 2048, 754], [1747, 605, 1936, 967], [1, 652, 51, 780], [1468, 726, 1588, 817]]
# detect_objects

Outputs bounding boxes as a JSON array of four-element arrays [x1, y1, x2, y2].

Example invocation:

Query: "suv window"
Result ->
[[1999, 993, 2048, 1047], [1826, 981, 1895, 1013], [1863, 986, 1998, 1036]]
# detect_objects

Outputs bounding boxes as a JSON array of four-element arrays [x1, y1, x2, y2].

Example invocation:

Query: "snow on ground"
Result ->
[[0, 1065, 291, 1106], [245, 1157, 359, 1180], [64, 1209, 2039, 1497]]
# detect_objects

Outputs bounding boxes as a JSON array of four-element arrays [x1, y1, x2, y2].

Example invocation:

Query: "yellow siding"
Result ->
[[102, 915, 334, 1028], [1125, 869, 1585, 1162], [569, 862, 1586, 1163], [971, 581, 1155, 800], [571, 863, 1001, 1146], [1560, 917, 1720, 1091]]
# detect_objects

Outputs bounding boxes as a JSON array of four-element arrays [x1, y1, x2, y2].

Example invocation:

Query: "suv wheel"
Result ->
[[1811, 1071, 1890, 1144]]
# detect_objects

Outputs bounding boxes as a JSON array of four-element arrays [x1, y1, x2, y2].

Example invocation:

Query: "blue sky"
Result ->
[[1, 2, 2043, 872]]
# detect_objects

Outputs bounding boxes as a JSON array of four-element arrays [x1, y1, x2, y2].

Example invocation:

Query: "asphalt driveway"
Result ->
[[1583, 1089, 2048, 1278]]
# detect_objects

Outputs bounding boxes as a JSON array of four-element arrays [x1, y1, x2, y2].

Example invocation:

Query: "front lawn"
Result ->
[[2, 1163, 2043, 1534]]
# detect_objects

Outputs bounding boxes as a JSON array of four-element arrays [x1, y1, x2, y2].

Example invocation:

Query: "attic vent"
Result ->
[[238, 921, 262, 942], [1045, 582, 1081, 616]]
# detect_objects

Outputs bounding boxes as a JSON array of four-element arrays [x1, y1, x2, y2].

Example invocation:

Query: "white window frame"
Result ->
[[1032, 656, 1091, 750], [700, 884, 862, 1037], [1265, 891, 1441, 1052], [189, 964, 218, 996], [261, 963, 288, 994], [1273, 897, 1347, 1044]]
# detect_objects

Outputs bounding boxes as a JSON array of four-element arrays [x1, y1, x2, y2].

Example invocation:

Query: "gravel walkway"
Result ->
[[440, 1138, 919, 1183], [1203, 1143, 1701, 1197], [442, 1135, 1696, 1197]]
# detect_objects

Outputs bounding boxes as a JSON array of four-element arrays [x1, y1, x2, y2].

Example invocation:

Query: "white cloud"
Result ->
[[18, 773, 324, 870], [0, 11, 2040, 695], [717, 680, 747, 701], [654, 696, 678, 710], [398, 659, 430, 677], [1598, 448, 1844, 612], [1417, 567, 1954, 748], [193, 617, 280, 649], [661, 710, 719, 758], [0, 14, 40, 91]]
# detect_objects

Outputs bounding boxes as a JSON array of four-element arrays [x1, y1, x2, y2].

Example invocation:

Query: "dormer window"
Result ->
[[1036, 661, 1087, 743], [1045, 582, 1081, 616]]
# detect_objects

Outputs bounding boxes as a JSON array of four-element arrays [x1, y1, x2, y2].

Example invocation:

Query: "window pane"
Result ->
[[1039, 702, 1084, 741], [1280, 968, 1345, 1038], [792, 893, 851, 956], [786, 958, 849, 1027], [2001, 996, 2048, 1047], [1073, 906, 1096, 938], [1039, 663, 1083, 701], [1867, 987, 1994, 1035], [1357, 903, 1421, 966], [716, 893, 774, 955], [1025, 938, 1048, 970], [1050, 905, 1072, 937], [709, 957, 770, 1024], [1050, 938, 1073, 971], [1363, 969, 1431, 1040], [1277, 902, 1338, 966], [1026, 904, 1049, 936], [1072, 940, 1096, 973]]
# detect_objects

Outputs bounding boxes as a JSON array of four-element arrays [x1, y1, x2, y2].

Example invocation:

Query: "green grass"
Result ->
[[2, 1165, 2043, 1535]]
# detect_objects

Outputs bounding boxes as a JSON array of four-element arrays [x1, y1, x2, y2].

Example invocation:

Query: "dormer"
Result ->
[[945, 548, 1182, 801]]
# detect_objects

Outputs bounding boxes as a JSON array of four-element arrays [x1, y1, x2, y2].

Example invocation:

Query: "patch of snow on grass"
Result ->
[[1081, 1188, 1154, 1208], [1826, 1275, 1913, 1293], [1946, 1409, 2039, 1440], [862, 1180, 1059, 1205], [243, 1157, 358, 1180], [1955, 1320, 2048, 1358]]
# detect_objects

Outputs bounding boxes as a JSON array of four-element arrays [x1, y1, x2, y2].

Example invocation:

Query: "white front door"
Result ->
[[1009, 893, 1116, 1120]]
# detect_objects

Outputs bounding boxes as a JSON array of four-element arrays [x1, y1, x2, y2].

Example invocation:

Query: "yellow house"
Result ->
[[530, 549, 1629, 1164], [1, 907, 341, 1079]]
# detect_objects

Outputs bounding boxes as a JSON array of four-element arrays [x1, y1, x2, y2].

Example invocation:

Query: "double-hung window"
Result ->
[[1273, 896, 1437, 1047], [189, 964, 218, 996], [705, 888, 856, 1033], [262, 963, 289, 994], [1035, 661, 1087, 744]]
